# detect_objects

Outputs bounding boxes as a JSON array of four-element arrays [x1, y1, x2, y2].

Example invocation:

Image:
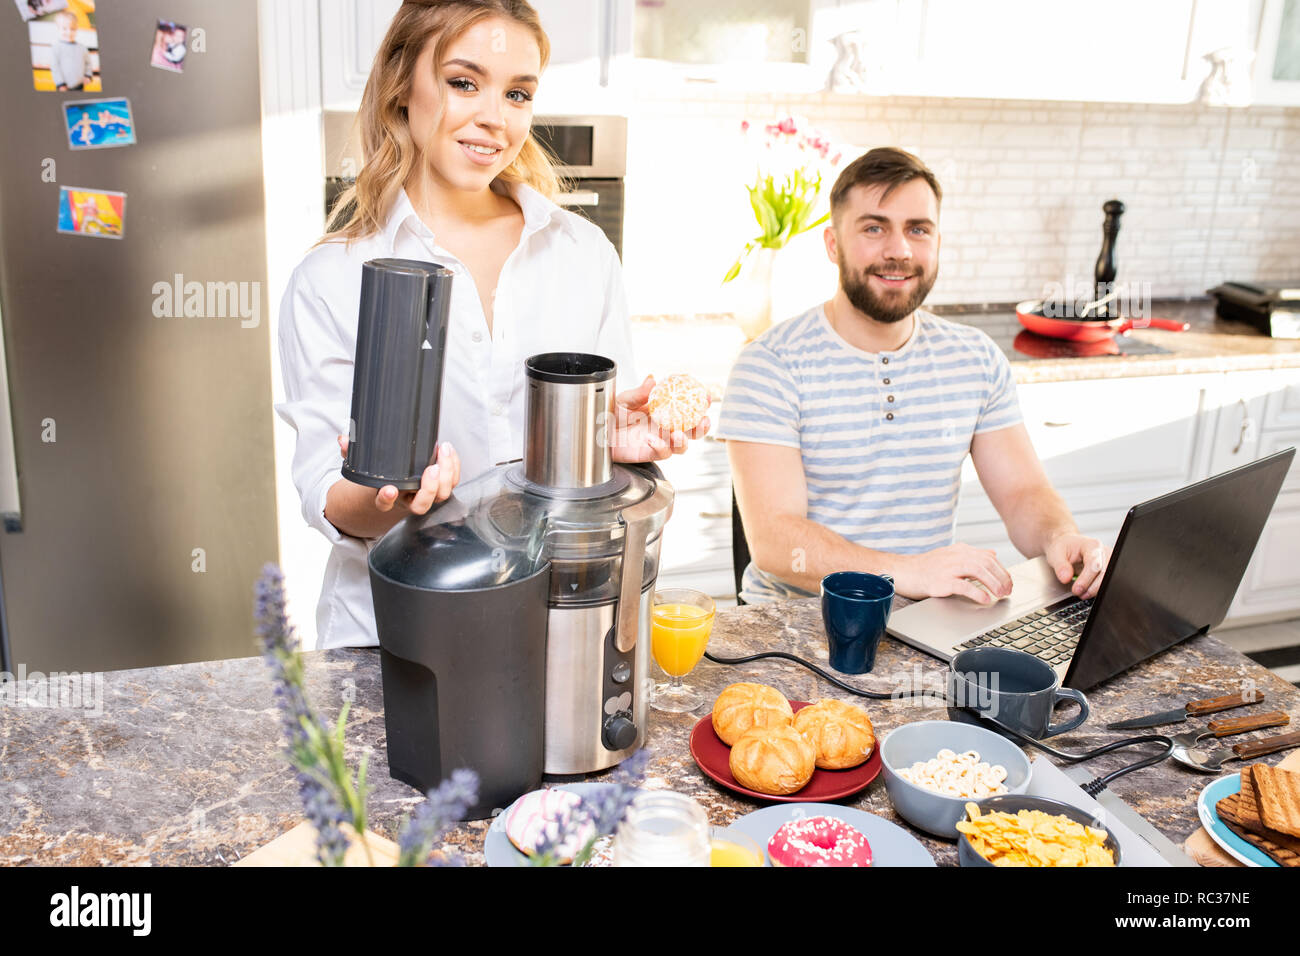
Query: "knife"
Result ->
[[1106, 691, 1265, 731], [1168, 710, 1290, 748]]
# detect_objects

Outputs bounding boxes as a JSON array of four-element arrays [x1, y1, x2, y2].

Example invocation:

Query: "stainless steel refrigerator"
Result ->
[[0, 0, 278, 674]]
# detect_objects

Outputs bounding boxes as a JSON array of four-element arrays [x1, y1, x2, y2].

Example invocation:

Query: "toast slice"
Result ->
[[1216, 794, 1299, 866], [1252, 763, 1300, 839], [1217, 781, 1300, 866]]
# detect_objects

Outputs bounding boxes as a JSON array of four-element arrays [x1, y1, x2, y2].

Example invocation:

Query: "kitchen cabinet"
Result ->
[[314, 0, 1293, 108], [317, 0, 634, 114], [1253, 0, 1300, 106], [319, 0, 401, 111], [1218, 369, 1300, 623], [627, 0, 1282, 105]]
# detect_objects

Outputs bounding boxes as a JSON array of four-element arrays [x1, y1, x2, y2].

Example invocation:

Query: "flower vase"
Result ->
[[732, 247, 777, 342]]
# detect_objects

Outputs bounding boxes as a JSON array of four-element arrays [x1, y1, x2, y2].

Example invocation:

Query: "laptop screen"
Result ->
[[1064, 447, 1295, 690]]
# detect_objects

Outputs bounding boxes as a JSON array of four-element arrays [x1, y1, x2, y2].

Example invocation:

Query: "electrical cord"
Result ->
[[703, 647, 1176, 794]]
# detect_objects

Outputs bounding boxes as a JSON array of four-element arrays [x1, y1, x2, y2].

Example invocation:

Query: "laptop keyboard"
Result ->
[[953, 596, 1095, 667]]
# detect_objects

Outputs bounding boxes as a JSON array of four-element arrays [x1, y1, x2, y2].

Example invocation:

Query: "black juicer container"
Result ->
[[343, 258, 452, 489], [370, 533, 550, 820]]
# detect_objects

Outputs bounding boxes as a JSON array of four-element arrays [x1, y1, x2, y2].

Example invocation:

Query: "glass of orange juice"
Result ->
[[710, 826, 764, 867], [651, 588, 715, 713]]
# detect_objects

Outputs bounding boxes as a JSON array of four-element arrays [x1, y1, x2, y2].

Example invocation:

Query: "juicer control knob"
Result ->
[[603, 713, 637, 751]]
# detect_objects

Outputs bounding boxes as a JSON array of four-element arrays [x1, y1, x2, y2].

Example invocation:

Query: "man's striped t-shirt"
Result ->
[[716, 305, 1022, 604]]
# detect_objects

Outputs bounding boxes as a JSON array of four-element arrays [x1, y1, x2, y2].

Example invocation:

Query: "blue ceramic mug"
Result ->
[[820, 571, 895, 674], [946, 647, 1089, 739]]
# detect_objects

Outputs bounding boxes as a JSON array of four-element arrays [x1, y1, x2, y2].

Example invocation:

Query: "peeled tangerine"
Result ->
[[647, 374, 712, 433]]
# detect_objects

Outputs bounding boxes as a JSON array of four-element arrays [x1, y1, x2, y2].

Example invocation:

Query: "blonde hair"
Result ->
[[322, 0, 559, 245]]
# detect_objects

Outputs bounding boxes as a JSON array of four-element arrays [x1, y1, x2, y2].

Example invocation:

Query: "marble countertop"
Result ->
[[4, 598, 1297, 867], [630, 299, 1300, 386]]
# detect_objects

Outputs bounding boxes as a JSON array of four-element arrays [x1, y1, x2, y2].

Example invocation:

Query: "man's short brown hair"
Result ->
[[829, 147, 942, 226]]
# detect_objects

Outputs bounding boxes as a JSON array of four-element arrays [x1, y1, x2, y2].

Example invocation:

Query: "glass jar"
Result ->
[[613, 792, 710, 866]]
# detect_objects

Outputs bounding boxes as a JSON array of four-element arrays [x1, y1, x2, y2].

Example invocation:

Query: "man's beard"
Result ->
[[838, 256, 938, 324]]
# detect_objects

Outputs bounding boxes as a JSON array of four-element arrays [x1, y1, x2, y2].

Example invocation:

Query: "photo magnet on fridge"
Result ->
[[149, 19, 187, 73], [27, 0, 99, 92], [13, 0, 67, 22], [63, 98, 135, 150], [57, 186, 125, 239]]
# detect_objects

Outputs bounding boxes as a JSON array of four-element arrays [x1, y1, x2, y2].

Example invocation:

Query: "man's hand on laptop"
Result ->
[[894, 544, 1014, 606], [1045, 532, 1110, 599]]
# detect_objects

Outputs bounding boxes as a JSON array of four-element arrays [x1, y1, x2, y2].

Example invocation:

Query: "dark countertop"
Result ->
[[4, 598, 1297, 866]]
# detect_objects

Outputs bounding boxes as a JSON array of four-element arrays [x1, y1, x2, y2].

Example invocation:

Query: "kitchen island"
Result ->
[[3, 598, 1297, 867]]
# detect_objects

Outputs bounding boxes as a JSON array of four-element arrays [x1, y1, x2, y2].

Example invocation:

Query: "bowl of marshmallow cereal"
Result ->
[[880, 720, 1032, 838]]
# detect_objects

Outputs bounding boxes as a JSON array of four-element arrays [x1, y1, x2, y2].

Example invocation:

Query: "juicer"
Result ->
[[367, 352, 674, 817]]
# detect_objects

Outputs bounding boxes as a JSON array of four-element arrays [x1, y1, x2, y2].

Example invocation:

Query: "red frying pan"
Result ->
[[1015, 299, 1189, 343]]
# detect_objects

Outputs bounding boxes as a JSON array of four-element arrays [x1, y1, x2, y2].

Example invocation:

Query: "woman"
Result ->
[[277, 0, 707, 650]]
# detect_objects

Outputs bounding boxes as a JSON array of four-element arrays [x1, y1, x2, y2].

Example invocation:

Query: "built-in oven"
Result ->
[[323, 112, 627, 259], [532, 114, 627, 259]]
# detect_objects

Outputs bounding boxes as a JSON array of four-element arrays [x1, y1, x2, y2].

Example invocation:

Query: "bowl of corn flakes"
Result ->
[[957, 794, 1121, 867]]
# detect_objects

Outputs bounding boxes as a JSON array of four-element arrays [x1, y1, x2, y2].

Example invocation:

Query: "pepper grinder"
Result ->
[[1093, 199, 1124, 319]]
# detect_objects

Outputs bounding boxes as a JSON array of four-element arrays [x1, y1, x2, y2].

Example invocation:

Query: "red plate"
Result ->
[[689, 701, 882, 803]]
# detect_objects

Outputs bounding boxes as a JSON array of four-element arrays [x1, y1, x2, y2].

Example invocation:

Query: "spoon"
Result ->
[[1171, 730, 1300, 773]]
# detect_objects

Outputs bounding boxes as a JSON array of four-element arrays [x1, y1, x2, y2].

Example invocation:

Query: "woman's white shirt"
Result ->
[[276, 181, 638, 649]]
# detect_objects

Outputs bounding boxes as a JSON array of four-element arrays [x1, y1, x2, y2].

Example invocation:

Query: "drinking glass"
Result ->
[[709, 826, 765, 867], [651, 588, 715, 713]]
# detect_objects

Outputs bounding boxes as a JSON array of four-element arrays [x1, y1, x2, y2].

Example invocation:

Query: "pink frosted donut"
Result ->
[[504, 788, 594, 863], [767, 815, 873, 867]]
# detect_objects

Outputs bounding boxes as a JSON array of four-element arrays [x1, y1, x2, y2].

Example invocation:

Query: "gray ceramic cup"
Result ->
[[946, 647, 1089, 739]]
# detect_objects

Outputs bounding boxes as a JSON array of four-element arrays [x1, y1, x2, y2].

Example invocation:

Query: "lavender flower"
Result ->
[[256, 564, 371, 865], [255, 565, 310, 748], [580, 749, 649, 837], [302, 776, 351, 866], [255, 564, 476, 867], [529, 749, 650, 866], [397, 768, 480, 867]]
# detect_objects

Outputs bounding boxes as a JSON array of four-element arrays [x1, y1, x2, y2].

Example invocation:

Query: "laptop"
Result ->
[[885, 448, 1295, 690]]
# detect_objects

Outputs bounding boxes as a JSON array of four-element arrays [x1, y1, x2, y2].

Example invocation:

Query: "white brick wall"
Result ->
[[621, 92, 1300, 316]]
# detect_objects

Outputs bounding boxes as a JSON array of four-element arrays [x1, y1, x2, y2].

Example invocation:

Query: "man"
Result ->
[[717, 147, 1109, 606]]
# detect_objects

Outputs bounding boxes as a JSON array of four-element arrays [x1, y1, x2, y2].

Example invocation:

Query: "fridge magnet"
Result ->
[[63, 97, 135, 150], [13, 0, 67, 22], [28, 0, 99, 92], [57, 186, 125, 239], [149, 19, 187, 73]]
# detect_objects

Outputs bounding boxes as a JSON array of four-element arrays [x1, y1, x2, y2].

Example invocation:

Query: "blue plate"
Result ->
[[1196, 774, 1278, 868], [729, 803, 936, 867], [484, 783, 621, 867]]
